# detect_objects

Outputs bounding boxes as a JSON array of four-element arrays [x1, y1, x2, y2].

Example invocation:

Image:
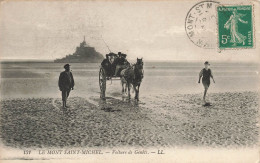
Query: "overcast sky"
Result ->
[[0, 0, 259, 62]]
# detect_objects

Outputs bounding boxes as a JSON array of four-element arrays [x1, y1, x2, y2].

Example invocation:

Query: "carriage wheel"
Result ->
[[99, 68, 106, 99]]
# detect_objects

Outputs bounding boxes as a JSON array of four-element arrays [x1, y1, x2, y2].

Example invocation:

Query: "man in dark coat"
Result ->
[[59, 64, 75, 108], [114, 53, 128, 76], [101, 54, 112, 77], [110, 52, 118, 76]]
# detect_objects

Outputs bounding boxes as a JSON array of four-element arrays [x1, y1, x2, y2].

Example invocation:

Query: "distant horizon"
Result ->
[[1, 58, 259, 64]]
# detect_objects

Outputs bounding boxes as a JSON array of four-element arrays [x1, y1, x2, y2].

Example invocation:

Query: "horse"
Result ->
[[120, 58, 144, 101]]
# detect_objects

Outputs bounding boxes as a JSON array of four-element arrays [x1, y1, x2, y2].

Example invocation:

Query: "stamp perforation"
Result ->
[[216, 3, 256, 51]]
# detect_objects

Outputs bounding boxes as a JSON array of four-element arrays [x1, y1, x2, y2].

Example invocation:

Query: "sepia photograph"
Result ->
[[0, 0, 259, 162]]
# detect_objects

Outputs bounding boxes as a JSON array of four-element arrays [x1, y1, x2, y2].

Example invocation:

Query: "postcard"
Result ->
[[0, 0, 259, 162]]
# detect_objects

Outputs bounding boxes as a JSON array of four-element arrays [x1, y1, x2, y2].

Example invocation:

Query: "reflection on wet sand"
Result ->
[[0, 91, 258, 148]]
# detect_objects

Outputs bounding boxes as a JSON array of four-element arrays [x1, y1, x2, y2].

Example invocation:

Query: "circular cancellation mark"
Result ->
[[185, 1, 220, 49]]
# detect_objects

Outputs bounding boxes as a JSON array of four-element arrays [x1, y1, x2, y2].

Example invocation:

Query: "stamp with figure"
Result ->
[[217, 5, 254, 49]]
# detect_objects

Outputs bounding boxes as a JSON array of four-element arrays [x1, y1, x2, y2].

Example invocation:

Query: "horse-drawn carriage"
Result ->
[[99, 52, 144, 100]]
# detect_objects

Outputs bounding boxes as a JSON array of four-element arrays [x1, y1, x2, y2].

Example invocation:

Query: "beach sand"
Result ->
[[0, 91, 258, 148]]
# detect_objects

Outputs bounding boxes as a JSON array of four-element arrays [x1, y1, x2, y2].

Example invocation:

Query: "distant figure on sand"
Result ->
[[198, 61, 215, 104], [59, 64, 75, 108]]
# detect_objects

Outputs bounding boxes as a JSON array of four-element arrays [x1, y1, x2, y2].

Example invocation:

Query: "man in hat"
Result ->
[[59, 64, 75, 108], [114, 53, 128, 76], [110, 52, 120, 75], [114, 52, 121, 65], [101, 54, 112, 78], [198, 61, 215, 104]]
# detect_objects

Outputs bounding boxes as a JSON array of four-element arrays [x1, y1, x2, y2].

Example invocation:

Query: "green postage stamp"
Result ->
[[217, 5, 254, 49]]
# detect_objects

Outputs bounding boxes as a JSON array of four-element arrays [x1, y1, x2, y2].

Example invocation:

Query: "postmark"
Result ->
[[185, 1, 220, 49], [217, 5, 254, 49]]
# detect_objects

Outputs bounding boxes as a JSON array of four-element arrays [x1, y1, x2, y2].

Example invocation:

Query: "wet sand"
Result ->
[[0, 91, 258, 148]]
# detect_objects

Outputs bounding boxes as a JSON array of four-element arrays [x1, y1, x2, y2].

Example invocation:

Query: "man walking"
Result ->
[[59, 64, 74, 108], [198, 61, 215, 104]]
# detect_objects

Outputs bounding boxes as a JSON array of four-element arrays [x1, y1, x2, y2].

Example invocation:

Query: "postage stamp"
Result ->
[[217, 5, 254, 49]]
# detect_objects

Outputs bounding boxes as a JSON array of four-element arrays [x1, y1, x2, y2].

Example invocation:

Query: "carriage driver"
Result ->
[[101, 54, 113, 78], [114, 53, 128, 77]]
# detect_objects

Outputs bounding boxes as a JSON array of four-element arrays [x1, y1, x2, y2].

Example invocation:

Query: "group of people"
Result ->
[[101, 52, 130, 79], [58, 60, 215, 108]]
